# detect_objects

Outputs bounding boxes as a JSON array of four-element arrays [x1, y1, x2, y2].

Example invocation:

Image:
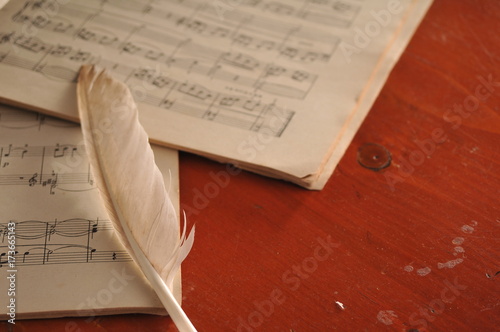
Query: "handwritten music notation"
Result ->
[[10, 0, 349, 58], [98, 0, 361, 29], [0, 0, 360, 136], [0, 219, 131, 267], [0, 104, 181, 315], [0, 107, 127, 264], [0, 143, 94, 195], [0, 30, 296, 136]]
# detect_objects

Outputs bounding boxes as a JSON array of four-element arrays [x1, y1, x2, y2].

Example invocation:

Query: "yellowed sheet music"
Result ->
[[0, 104, 180, 319], [0, 0, 433, 189]]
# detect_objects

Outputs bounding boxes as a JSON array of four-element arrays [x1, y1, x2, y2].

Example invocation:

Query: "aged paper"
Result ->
[[0, 0, 433, 189], [0, 104, 181, 319]]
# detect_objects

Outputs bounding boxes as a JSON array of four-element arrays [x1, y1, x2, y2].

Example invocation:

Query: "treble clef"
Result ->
[[29, 173, 38, 187]]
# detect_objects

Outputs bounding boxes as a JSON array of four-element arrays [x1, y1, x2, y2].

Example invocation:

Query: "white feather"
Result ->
[[77, 65, 196, 331]]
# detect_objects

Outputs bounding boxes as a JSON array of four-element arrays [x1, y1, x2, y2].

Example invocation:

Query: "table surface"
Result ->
[[3, 0, 499, 331]]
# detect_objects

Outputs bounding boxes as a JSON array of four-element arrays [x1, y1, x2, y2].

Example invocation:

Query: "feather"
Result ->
[[77, 64, 196, 331]]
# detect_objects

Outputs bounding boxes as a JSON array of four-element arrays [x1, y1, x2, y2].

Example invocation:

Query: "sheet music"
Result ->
[[0, 104, 181, 319], [0, 0, 433, 188]]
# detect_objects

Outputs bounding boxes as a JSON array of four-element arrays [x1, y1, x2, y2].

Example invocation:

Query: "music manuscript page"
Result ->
[[0, 104, 180, 319], [0, 0, 433, 188]]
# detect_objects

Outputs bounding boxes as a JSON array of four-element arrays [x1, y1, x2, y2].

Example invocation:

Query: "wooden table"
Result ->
[[3, 0, 498, 331]]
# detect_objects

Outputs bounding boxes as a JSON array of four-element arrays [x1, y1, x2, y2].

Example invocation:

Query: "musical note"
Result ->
[[210, 27, 230, 38], [291, 70, 309, 82], [255, 40, 276, 51], [3, 144, 11, 157], [233, 34, 253, 47], [219, 96, 240, 107], [42, 172, 57, 193], [187, 60, 199, 74], [90, 248, 97, 261], [14, 35, 48, 53], [203, 109, 218, 121], [122, 42, 142, 54], [53, 21, 74, 33], [160, 99, 175, 109], [12, 12, 30, 24], [0, 31, 14, 44], [178, 83, 213, 100], [30, 0, 53, 11], [45, 249, 54, 263], [76, 27, 95, 41], [142, 4, 153, 14], [332, 1, 355, 13], [300, 51, 319, 63], [99, 34, 118, 46], [145, 49, 164, 61], [76, 26, 118, 46], [177, 17, 207, 34], [265, 65, 286, 77], [152, 76, 173, 88], [280, 46, 298, 59], [0, 252, 6, 268], [54, 145, 68, 158], [221, 52, 259, 70], [69, 50, 92, 62], [50, 45, 72, 57], [32, 15, 51, 28], [133, 68, 154, 81], [243, 99, 261, 111]]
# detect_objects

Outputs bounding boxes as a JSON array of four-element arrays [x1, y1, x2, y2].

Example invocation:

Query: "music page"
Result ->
[[0, 0, 433, 188], [0, 104, 180, 319]]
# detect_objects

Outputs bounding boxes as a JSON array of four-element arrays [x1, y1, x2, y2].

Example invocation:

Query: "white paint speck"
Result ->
[[452, 237, 465, 245], [461, 225, 474, 234], [404, 265, 414, 272], [377, 310, 398, 325], [335, 301, 345, 310], [417, 267, 432, 276], [438, 258, 464, 269], [454, 246, 465, 253], [471, 220, 478, 226]]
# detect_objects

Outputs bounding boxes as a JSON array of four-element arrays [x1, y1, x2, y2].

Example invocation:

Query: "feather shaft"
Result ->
[[121, 215, 196, 331]]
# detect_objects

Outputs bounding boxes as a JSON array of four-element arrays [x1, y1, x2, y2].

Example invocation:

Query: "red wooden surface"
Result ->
[[2, 0, 499, 331]]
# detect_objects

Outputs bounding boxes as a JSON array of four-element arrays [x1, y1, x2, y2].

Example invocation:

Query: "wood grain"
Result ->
[[2, 0, 499, 331]]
